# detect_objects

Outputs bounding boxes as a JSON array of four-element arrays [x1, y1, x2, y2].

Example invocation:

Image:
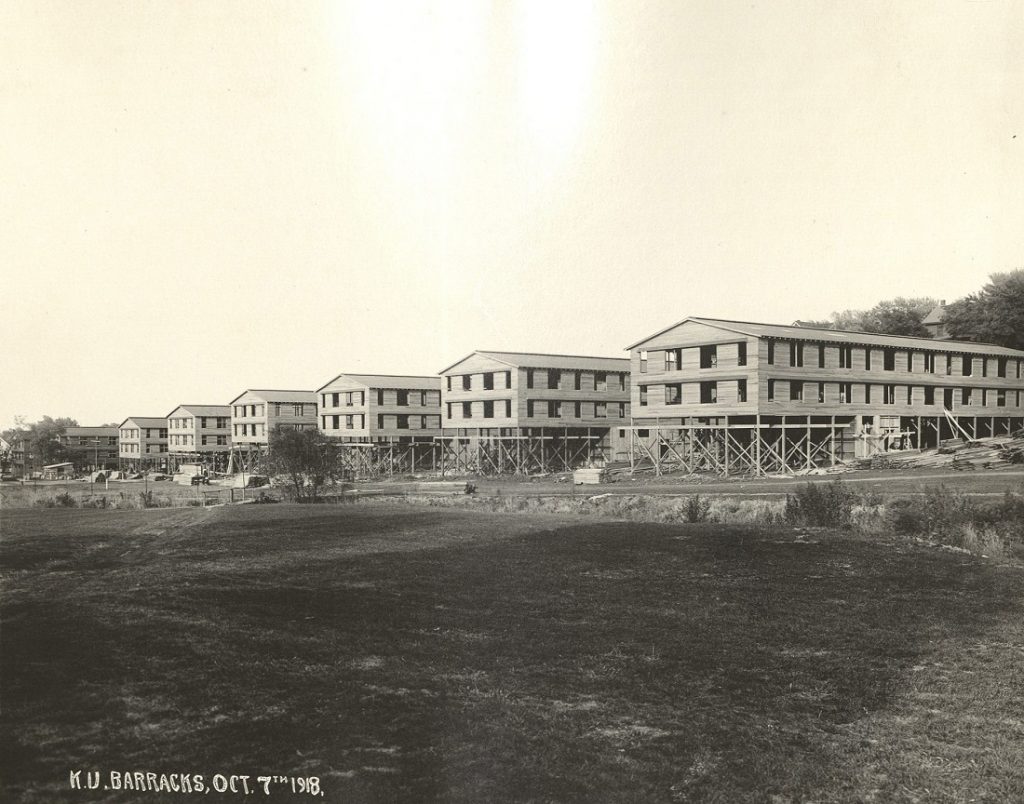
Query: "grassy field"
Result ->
[[3, 503, 1024, 802]]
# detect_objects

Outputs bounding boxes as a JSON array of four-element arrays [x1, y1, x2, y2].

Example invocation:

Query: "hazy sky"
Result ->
[[2, 1, 1022, 428]]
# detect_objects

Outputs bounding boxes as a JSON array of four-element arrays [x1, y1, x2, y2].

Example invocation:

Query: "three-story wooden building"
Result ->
[[439, 351, 631, 474], [317, 373, 443, 476], [627, 317, 1024, 474], [166, 405, 232, 472], [118, 417, 169, 471]]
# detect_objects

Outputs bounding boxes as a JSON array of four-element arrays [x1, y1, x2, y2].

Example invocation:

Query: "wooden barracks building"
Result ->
[[118, 417, 168, 471], [438, 350, 631, 474], [627, 316, 1024, 475], [317, 373, 443, 476], [166, 405, 232, 472], [228, 389, 317, 471]]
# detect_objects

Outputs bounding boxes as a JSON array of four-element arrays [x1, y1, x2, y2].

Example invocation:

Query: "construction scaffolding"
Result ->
[[333, 440, 437, 479], [435, 427, 613, 476], [628, 413, 1024, 476]]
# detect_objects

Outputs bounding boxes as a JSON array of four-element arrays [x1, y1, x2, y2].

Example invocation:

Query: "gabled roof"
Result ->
[[228, 389, 317, 405], [922, 304, 946, 325], [627, 316, 1024, 357], [316, 373, 442, 393], [166, 404, 232, 417], [64, 426, 118, 437], [119, 417, 167, 429], [440, 350, 630, 374]]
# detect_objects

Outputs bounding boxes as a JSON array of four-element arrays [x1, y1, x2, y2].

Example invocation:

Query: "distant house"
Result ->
[[59, 426, 119, 469], [166, 405, 232, 471], [118, 417, 168, 470], [923, 301, 948, 339]]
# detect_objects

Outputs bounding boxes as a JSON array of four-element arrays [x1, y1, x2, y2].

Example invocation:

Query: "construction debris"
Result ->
[[856, 435, 1024, 472]]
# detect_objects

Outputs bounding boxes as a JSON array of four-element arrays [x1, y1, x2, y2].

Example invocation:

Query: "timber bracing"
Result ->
[[628, 413, 1024, 476], [435, 428, 613, 477]]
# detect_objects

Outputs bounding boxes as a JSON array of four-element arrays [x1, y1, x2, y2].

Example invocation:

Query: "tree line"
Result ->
[[799, 269, 1024, 350]]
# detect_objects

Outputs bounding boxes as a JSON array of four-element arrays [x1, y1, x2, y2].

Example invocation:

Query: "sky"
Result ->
[[2, 0, 1022, 428]]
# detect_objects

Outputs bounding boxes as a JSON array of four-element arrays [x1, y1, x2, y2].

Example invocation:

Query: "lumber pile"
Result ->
[[856, 435, 1024, 471]]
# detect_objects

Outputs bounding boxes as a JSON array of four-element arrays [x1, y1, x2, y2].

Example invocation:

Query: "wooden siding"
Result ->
[[629, 322, 1024, 421], [442, 361, 630, 430], [318, 376, 443, 440]]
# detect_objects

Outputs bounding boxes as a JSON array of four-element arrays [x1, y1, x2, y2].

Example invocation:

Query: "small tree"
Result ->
[[267, 427, 341, 502]]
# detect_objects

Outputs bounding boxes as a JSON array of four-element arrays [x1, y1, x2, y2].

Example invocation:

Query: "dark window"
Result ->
[[665, 384, 682, 405], [462, 402, 472, 419], [737, 379, 747, 402], [462, 374, 472, 391], [484, 373, 494, 390], [397, 390, 409, 406], [945, 354, 953, 375], [483, 400, 494, 418], [700, 345, 717, 369], [595, 372, 608, 391], [574, 371, 582, 390], [548, 369, 561, 389], [665, 349, 680, 371], [906, 386, 913, 405], [883, 385, 895, 405], [637, 429, 650, 437], [767, 379, 776, 401], [526, 400, 534, 417], [737, 342, 747, 366], [865, 349, 872, 371], [790, 342, 803, 368], [790, 381, 803, 401], [446, 402, 452, 419], [963, 356, 973, 376], [700, 381, 717, 404], [963, 388, 972, 405], [864, 384, 872, 404], [767, 341, 775, 365], [574, 401, 581, 418], [639, 385, 648, 406], [818, 345, 826, 369], [998, 358, 1007, 378], [839, 383, 852, 403], [548, 400, 561, 418], [377, 414, 385, 429], [526, 370, 534, 389], [981, 358, 988, 378], [377, 389, 385, 405], [883, 349, 895, 371], [924, 386, 935, 405], [396, 415, 409, 429], [839, 346, 852, 369], [446, 376, 452, 391], [818, 382, 825, 403], [998, 390, 1007, 407], [504, 400, 511, 417], [923, 353, 935, 373], [332, 415, 340, 429]]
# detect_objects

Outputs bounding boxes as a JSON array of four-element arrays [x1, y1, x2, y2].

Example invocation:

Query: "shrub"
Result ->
[[54, 491, 77, 508], [959, 523, 1008, 559], [81, 496, 109, 509], [784, 481, 858, 528], [138, 491, 157, 509], [683, 494, 712, 523]]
